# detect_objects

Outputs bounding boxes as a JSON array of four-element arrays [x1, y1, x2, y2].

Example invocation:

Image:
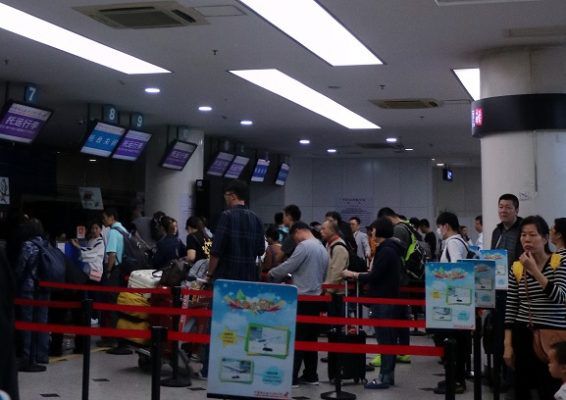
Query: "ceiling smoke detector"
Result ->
[[74, 1, 208, 29]]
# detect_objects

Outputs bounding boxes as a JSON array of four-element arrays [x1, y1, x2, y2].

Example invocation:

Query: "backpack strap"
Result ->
[[330, 241, 348, 257], [445, 236, 469, 262]]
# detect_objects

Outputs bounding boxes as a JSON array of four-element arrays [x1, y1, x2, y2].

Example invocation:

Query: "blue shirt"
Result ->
[[211, 205, 265, 281], [106, 222, 126, 265]]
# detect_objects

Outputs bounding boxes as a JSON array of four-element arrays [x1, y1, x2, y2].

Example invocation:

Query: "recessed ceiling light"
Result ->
[[405, 148, 414, 151], [431, 158, 436, 161], [0, 3, 170, 75], [436, 163, 445, 167], [89, 159, 97, 162], [198, 106, 213, 112], [145, 87, 160, 94], [230, 69, 380, 130], [453, 68, 480, 101], [299, 139, 310, 145], [386, 137, 398, 143], [327, 148, 337, 153], [240, 120, 253, 126], [238, 0, 382, 66]]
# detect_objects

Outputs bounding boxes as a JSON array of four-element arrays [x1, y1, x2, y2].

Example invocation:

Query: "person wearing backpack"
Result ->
[[14, 219, 52, 372], [152, 216, 186, 269], [320, 220, 349, 295]]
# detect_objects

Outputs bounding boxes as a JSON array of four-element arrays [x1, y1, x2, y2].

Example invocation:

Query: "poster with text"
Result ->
[[0, 177, 10, 205], [78, 187, 104, 210], [336, 197, 373, 227], [208, 280, 297, 400], [480, 249, 509, 290], [458, 259, 496, 308], [425, 262, 475, 330]]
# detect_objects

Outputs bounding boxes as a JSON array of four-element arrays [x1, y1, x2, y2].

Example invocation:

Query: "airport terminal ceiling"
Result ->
[[1, 0, 566, 167]]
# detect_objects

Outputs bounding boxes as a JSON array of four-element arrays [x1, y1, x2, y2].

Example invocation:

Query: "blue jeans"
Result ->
[[371, 304, 397, 384], [19, 289, 50, 364]]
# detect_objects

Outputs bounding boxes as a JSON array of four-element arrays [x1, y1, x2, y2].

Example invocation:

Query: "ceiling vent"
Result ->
[[370, 99, 441, 109], [435, 0, 540, 5], [357, 143, 404, 150], [74, 1, 208, 29]]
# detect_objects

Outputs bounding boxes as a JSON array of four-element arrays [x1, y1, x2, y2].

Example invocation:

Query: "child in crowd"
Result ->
[[549, 342, 566, 400]]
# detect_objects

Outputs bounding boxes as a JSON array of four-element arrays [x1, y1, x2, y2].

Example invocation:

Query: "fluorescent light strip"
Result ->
[[453, 68, 480, 101], [230, 69, 380, 130], [238, 0, 382, 66], [0, 3, 170, 75]]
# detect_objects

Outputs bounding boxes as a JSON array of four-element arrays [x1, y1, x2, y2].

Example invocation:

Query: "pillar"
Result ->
[[144, 128, 204, 230], [477, 46, 566, 246]]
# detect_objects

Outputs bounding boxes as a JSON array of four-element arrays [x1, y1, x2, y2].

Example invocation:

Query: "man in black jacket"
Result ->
[[0, 248, 19, 400], [342, 217, 406, 389]]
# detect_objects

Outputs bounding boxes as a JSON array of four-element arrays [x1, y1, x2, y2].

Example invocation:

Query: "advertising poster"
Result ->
[[208, 280, 297, 400], [458, 259, 496, 308], [480, 249, 509, 290], [0, 177, 9, 205], [425, 262, 476, 330], [78, 187, 104, 210]]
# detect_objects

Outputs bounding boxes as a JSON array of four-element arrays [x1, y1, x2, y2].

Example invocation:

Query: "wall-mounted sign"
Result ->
[[0, 177, 10, 205]]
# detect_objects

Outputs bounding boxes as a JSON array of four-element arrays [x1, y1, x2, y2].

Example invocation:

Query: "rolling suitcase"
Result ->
[[327, 281, 367, 384]]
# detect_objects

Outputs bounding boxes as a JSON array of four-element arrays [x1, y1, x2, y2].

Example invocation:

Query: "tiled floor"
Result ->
[[19, 336, 494, 400]]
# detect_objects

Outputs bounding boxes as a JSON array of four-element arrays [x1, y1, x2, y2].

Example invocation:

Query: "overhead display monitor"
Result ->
[[80, 121, 126, 157], [0, 101, 53, 144], [224, 156, 250, 179], [207, 152, 235, 177], [275, 163, 290, 186], [112, 129, 152, 161], [160, 140, 198, 170], [251, 159, 270, 182]]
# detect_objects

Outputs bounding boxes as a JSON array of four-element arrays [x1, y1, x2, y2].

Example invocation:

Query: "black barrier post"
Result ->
[[492, 306, 501, 400], [151, 326, 168, 400], [474, 312, 483, 400], [444, 338, 457, 400], [82, 299, 93, 400], [161, 286, 191, 387]]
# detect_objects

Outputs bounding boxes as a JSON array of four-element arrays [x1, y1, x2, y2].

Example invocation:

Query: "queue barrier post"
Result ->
[[151, 326, 168, 400], [161, 286, 191, 388], [444, 337, 457, 400], [474, 312, 483, 400], [81, 299, 93, 400]]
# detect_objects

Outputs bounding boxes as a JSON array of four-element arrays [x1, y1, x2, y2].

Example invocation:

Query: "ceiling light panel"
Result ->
[[453, 68, 480, 101], [230, 69, 380, 130], [0, 2, 170, 75], [237, 0, 382, 66]]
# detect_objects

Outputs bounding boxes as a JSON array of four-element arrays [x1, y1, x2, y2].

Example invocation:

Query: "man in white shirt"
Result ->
[[349, 217, 371, 262], [474, 215, 483, 250]]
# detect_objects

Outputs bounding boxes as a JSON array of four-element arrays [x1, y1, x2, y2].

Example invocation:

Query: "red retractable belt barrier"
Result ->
[[343, 296, 425, 306], [15, 321, 152, 340], [296, 315, 426, 328], [93, 302, 212, 318], [14, 298, 82, 309], [39, 281, 170, 294]]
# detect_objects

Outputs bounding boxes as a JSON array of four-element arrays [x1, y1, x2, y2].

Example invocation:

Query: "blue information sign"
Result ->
[[130, 112, 144, 129], [102, 104, 118, 124], [24, 84, 38, 104]]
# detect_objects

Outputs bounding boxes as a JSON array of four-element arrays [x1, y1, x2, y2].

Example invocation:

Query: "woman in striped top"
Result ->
[[504, 216, 566, 400], [551, 218, 566, 258]]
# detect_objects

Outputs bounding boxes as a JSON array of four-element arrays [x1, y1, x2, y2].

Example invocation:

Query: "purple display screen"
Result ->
[[251, 159, 270, 182], [207, 152, 235, 177], [275, 163, 290, 186], [224, 156, 250, 179], [160, 140, 198, 171], [112, 129, 152, 161], [0, 102, 52, 144]]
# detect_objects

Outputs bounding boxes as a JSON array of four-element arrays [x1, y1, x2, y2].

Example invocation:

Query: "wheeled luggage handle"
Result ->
[[343, 279, 360, 335]]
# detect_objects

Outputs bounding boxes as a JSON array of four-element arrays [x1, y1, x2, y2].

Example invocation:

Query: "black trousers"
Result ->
[[293, 301, 322, 380], [512, 324, 560, 400]]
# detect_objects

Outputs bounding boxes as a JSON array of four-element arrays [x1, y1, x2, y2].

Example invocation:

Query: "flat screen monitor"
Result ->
[[275, 163, 290, 186], [0, 101, 53, 144], [251, 159, 270, 182], [160, 140, 198, 170], [224, 156, 250, 179], [80, 121, 126, 157], [112, 129, 152, 161], [207, 152, 235, 177]]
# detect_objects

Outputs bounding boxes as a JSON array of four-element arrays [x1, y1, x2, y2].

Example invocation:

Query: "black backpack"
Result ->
[[445, 237, 477, 262], [330, 241, 367, 273], [30, 238, 66, 283], [399, 222, 428, 283], [111, 227, 150, 275]]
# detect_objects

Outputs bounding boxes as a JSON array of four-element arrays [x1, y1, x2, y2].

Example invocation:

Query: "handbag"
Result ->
[[157, 258, 186, 287], [523, 257, 566, 362]]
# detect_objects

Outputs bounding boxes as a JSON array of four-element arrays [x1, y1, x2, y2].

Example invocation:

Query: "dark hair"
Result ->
[[521, 215, 551, 253], [349, 216, 361, 225], [274, 212, 284, 225], [551, 341, 566, 365], [265, 225, 279, 242], [409, 217, 420, 227], [161, 216, 177, 235], [186, 216, 204, 232], [436, 212, 460, 231], [283, 204, 301, 222], [475, 215, 483, 225], [290, 221, 311, 235], [325, 211, 342, 223], [224, 179, 248, 201], [323, 220, 339, 234], [419, 218, 430, 228], [310, 221, 321, 228], [21, 218, 44, 241], [554, 218, 566, 247], [87, 220, 103, 232], [377, 207, 396, 218], [499, 194, 519, 210], [103, 207, 119, 220], [372, 217, 394, 239]]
